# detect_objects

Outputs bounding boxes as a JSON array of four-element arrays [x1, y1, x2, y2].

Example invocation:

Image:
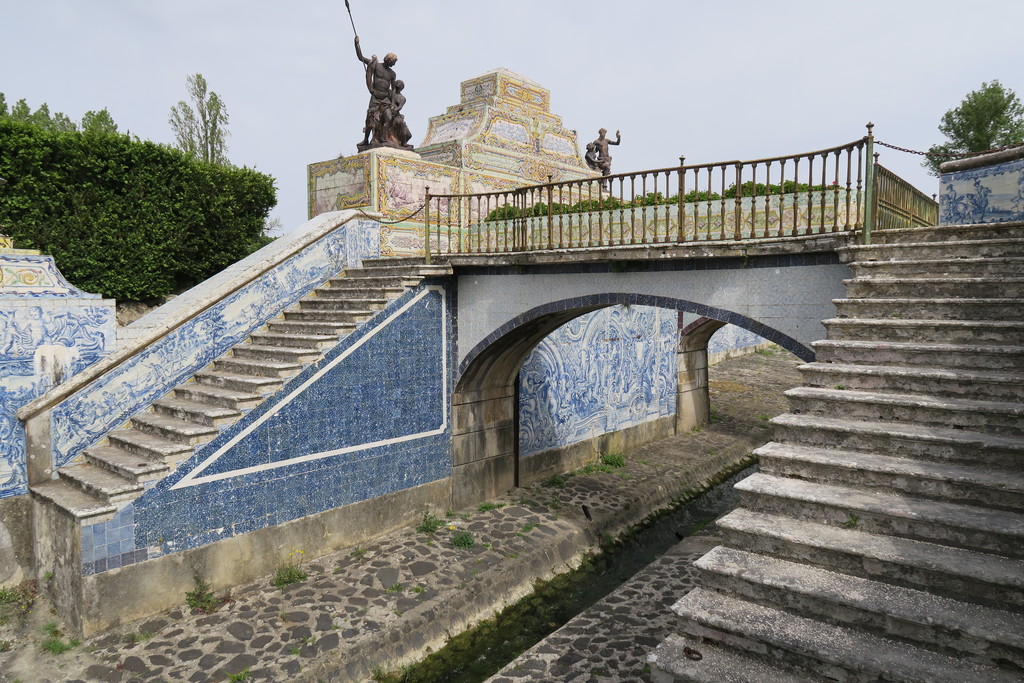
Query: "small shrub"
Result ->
[[416, 512, 444, 535], [543, 474, 568, 488], [40, 621, 79, 654], [451, 531, 475, 550], [185, 573, 221, 614], [600, 452, 626, 469], [273, 551, 308, 589]]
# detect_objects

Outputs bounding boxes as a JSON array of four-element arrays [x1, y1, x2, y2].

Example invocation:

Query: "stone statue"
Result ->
[[354, 36, 414, 152], [585, 128, 621, 179]]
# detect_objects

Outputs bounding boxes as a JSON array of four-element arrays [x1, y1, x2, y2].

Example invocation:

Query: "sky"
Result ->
[[4, 0, 1023, 234]]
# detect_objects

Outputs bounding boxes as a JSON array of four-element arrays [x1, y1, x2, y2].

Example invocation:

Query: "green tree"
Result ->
[[168, 73, 230, 165], [80, 109, 119, 136], [924, 80, 1024, 175], [0, 94, 120, 136]]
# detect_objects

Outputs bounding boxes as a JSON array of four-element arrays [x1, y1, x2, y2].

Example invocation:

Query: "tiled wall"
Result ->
[[1, 253, 115, 499], [518, 306, 677, 458], [83, 284, 451, 576], [940, 155, 1024, 225]]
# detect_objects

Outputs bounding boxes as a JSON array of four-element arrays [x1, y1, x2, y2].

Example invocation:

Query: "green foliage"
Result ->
[[451, 531, 475, 550], [542, 473, 568, 488], [40, 621, 79, 654], [600, 452, 626, 469], [185, 572, 230, 614], [0, 118, 275, 301], [477, 501, 505, 512], [272, 550, 308, 589], [226, 668, 251, 682], [416, 512, 444, 534], [169, 73, 231, 165], [925, 80, 1024, 175], [386, 582, 404, 593], [0, 580, 37, 625]]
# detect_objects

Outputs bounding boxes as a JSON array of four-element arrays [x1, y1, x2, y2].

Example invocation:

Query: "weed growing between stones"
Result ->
[[272, 550, 308, 589], [542, 474, 568, 488], [600, 452, 626, 469], [0, 580, 36, 625], [416, 512, 444, 534], [386, 583, 404, 593], [477, 501, 505, 512], [185, 572, 231, 614], [39, 621, 79, 654], [226, 667, 251, 681], [451, 531, 475, 550], [842, 514, 860, 529]]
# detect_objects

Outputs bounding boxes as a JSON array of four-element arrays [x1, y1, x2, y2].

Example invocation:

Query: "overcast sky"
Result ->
[[5, 1, 1023, 233]]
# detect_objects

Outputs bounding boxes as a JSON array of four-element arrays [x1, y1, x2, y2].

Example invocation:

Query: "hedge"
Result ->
[[0, 120, 276, 301]]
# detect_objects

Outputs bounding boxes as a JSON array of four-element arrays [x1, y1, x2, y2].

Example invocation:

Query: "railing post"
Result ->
[[424, 187, 432, 264], [546, 175, 554, 249], [677, 156, 685, 242], [863, 123, 875, 245], [733, 162, 743, 240]]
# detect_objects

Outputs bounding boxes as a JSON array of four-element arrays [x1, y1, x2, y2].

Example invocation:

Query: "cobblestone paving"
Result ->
[[486, 532, 719, 683], [0, 349, 801, 683]]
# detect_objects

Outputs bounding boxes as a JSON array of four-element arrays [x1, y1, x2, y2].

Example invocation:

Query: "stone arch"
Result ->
[[450, 293, 812, 508]]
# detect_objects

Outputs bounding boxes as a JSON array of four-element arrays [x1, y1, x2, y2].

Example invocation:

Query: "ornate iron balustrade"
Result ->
[[423, 126, 936, 260]]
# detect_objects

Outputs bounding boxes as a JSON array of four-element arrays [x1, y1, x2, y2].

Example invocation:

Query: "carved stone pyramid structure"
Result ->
[[651, 221, 1024, 682]]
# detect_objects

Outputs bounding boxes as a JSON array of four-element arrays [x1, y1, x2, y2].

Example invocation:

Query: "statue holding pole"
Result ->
[[347, 1, 414, 152]]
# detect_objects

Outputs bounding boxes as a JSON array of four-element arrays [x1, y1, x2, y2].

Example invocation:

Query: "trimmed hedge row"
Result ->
[[0, 120, 276, 301]]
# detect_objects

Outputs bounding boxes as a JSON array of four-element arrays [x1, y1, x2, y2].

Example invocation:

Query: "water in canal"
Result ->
[[384, 465, 755, 683]]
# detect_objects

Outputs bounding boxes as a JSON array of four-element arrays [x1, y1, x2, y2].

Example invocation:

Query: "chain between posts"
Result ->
[[875, 139, 1024, 159]]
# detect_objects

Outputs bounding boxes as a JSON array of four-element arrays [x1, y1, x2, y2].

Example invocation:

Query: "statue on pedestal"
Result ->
[[354, 36, 414, 152]]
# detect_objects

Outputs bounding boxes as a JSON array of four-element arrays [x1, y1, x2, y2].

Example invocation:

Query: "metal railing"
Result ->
[[423, 125, 937, 260], [874, 161, 939, 230]]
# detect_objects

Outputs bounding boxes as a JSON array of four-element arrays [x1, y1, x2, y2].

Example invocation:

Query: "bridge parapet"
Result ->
[[425, 127, 937, 259]]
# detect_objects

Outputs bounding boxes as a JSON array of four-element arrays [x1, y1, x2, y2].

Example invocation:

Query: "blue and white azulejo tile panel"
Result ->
[[518, 305, 677, 458], [85, 284, 451, 572], [940, 156, 1024, 225]]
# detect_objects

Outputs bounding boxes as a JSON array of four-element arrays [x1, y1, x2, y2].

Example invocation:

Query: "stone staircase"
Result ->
[[651, 222, 1024, 682], [30, 258, 450, 525]]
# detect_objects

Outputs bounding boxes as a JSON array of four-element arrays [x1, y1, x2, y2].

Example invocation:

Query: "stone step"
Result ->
[[83, 446, 169, 484], [868, 222, 1024, 244], [297, 297, 386, 313], [785, 385, 1024, 435], [360, 256, 428, 268], [735, 472, 1024, 558], [848, 256, 1024, 278], [674, 588, 1019, 683], [325, 275, 419, 290], [346, 263, 450, 279], [57, 463, 143, 504], [717, 507, 1024, 609], [107, 429, 193, 464], [173, 383, 263, 411], [844, 276, 1024, 299], [152, 398, 241, 427], [755, 442, 1024, 511], [248, 331, 338, 350], [231, 343, 321, 364], [130, 413, 220, 446], [811, 339, 1024, 371], [312, 284, 404, 299], [840, 237, 1024, 261], [30, 480, 117, 524], [770, 413, 1024, 470], [798, 361, 1024, 402], [648, 633, 815, 683], [694, 547, 1024, 670], [282, 309, 373, 324], [210, 356, 303, 378], [195, 370, 285, 394], [833, 297, 1022, 320], [266, 319, 357, 337], [822, 317, 1024, 345]]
